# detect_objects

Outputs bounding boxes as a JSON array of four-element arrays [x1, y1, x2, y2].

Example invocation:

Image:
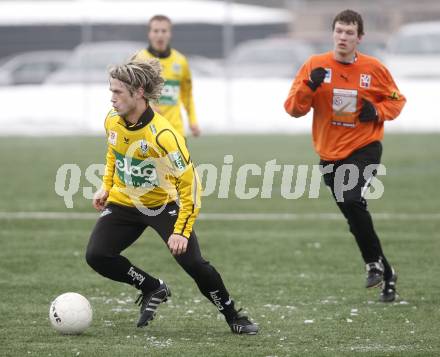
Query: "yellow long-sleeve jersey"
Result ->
[[134, 48, 197, 137], [101, 106, 201, 238]]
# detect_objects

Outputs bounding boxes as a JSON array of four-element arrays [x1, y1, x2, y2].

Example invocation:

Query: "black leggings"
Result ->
[[321, 141, 393, 277], [86, 202, 234, 315]]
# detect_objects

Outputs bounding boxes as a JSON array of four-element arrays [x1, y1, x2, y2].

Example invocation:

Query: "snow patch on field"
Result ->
[[348, 344, 412, 352], [143, 336, 173, 349]]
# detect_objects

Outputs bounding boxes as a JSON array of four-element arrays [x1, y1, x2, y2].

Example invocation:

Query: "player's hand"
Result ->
[[167, 234, 188, 256], [359, 98, 378, 122], [190, 123, 201, 137], [306, 67, 327, 91], [92, 189, 109, 211]]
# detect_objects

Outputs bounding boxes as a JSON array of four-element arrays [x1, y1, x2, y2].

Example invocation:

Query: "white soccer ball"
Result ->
[[49, 292, 93, 335]]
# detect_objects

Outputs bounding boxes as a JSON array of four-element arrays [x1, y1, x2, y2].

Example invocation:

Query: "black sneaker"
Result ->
[[227, 309, 259, 335], [365, 262, 384, 288], [135, 281, 171, 328], [379, 269, 398, 303]]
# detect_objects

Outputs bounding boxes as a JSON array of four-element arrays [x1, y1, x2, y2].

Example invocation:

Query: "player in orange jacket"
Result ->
[[284, 9, 406, 302]]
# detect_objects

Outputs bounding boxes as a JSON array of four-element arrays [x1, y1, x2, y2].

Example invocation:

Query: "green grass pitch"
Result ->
[[0, 134, 439, 356]]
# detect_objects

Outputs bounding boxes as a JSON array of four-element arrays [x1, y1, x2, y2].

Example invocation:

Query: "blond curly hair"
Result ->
[[109, 59, 164, 103]]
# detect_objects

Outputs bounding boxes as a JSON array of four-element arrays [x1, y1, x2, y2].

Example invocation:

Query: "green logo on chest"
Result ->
[[159, 79, 180, 105], [114, 150, 159, 188]]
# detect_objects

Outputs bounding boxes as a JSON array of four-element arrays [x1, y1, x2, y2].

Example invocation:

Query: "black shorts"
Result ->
[[320, 141, 382, 203], [87, 201, 207, 269]]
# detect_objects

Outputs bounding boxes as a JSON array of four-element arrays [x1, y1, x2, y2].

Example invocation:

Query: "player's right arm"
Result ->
[[102, 145, 116, 192], [284, 60, 315, 117], [93, 114, 115, 211]]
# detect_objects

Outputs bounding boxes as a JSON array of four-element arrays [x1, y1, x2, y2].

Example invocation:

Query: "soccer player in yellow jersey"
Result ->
[[133, 15, 200, 138], [85, 59, 258, 334]]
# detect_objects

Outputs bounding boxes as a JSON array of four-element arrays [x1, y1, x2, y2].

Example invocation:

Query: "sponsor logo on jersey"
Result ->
[[324, 68, 332, 83], [114, 150, 159, 188], [360, 74, 371, 88], [169, 151, 186, 171], [332, 88, 358, 128], [159, 79, 180, 105], [149, 124, 157, 135], [108, 131, 117, 145], [123, 137, 129, 144]]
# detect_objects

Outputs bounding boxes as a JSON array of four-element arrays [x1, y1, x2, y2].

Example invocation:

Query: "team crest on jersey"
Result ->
[[172, 62, 181, 74], [140, 140, 149, 155], [323, 68, 332, 83], [108, 130, 117, 145], [360, 74, 371, 88]]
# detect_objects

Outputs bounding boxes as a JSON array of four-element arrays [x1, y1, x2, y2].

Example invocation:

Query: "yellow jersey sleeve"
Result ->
[[102, 113, 116, 192], [155, 128, 201, 238], [180, 57, 198, 125]]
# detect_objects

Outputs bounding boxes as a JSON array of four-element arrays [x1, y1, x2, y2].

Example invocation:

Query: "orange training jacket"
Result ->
[[284, 51, 406, 161]]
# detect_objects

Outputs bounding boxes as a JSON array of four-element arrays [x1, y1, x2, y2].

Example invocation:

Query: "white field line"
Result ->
[[0, 211, 439, 221]]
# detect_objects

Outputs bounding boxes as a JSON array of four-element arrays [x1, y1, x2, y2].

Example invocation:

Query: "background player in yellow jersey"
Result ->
[[86, 59, 258, 335], [133, 15, 200, 138]]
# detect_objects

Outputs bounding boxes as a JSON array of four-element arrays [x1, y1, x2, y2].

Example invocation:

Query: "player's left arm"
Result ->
[[373, 65, 407, 122], [155, 129, 201, 242], [180, 58, 200, 135]]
